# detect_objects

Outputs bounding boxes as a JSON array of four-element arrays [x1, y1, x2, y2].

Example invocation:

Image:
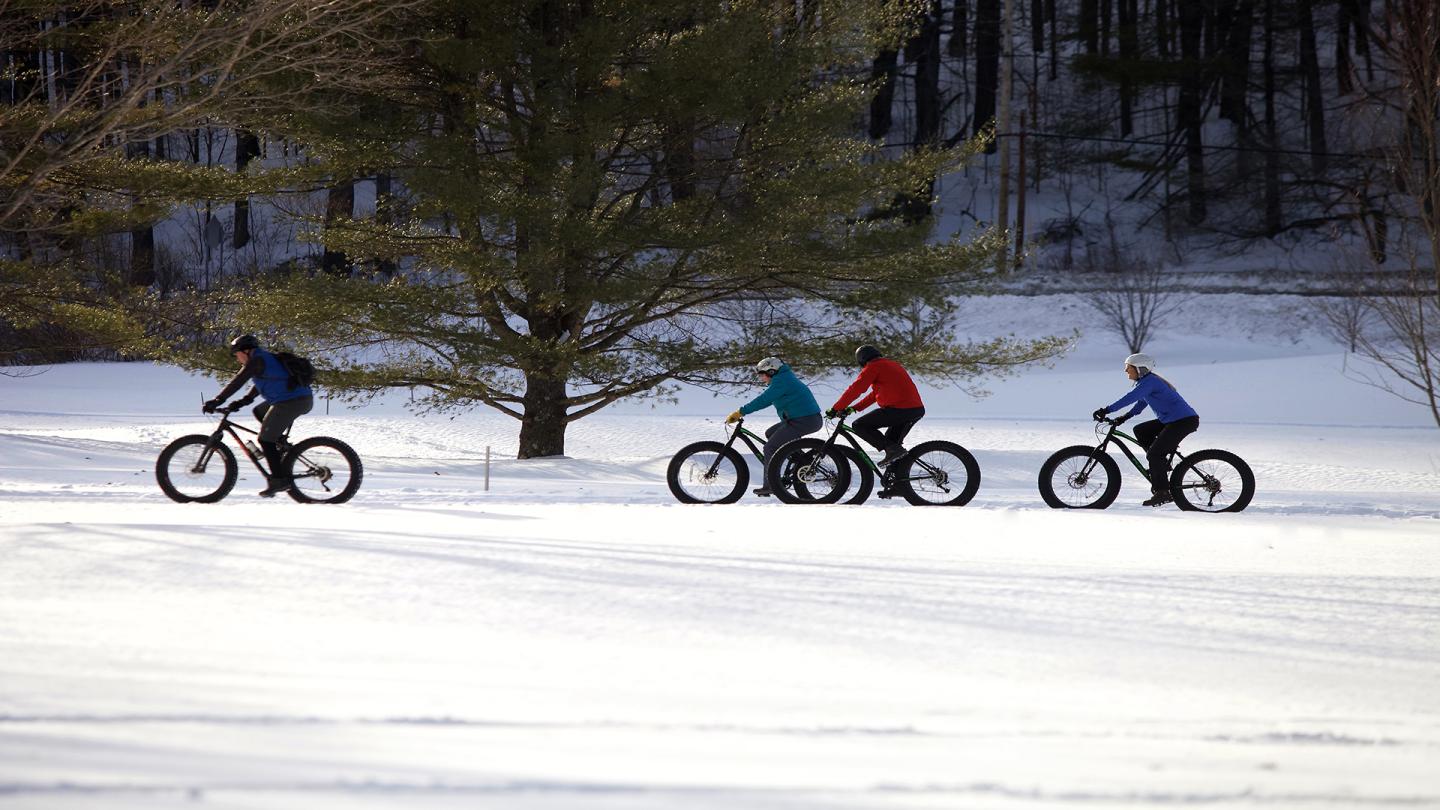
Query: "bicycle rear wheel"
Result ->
[[837, 445, 875, 505], [1170, 449, 1254, 512], [1038, 445, 1121, 509], [766, 439, 851, 504], [894, 441, 980, 506], [667, 441, 749, 504], [155, 435, 237, 503], [283, 436, 363, 504]]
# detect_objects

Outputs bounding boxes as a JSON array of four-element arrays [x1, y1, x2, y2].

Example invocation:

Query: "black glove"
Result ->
[[203, 399, 221, 414], [825, 406, 853, 418], [1092, 408, 1108, 422], [1112, 413, 1130, 425]]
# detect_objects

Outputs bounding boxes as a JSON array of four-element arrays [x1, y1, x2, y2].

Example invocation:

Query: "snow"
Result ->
[[2, 294, 1439, 809]]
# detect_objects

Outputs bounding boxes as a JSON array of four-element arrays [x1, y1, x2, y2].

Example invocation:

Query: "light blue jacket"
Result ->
[[739, 363, 820, 422], [1104, 372, 1198, 424]]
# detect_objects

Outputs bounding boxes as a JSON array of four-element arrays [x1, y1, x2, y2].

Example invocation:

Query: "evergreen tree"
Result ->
[[210, 0, 1067, 457]]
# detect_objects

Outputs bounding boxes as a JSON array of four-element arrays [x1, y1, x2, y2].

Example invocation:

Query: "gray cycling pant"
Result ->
[[254, 396, 314, 443], [762, 413, 824, 486]]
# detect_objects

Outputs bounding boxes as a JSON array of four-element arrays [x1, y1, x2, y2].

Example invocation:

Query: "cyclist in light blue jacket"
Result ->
[[726, 357, 822, 497], [1093, 352, 1199, 507]]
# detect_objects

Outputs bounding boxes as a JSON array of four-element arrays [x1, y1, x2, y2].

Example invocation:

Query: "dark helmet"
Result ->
[[855, 345, 882, 367], [229, 334, 260, 352]]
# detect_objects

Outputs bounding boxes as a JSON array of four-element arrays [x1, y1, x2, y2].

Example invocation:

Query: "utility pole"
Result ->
[[996, 0, 1015, 271]]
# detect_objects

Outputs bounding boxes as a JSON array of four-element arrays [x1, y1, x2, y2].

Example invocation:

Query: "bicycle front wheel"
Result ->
[[894, 441, 980, 506], [1038, 445, 1121, 509], [283, 437, 363, 504], [766, 439, 851, 505], [1170, 449, 1254, 512], [667, 441, 749, 504], [155, 435, 237, 503]]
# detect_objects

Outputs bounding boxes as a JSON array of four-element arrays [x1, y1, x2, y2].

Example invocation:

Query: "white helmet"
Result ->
[[1124, 352, 1156, 371], [755, 356, 783, 374]]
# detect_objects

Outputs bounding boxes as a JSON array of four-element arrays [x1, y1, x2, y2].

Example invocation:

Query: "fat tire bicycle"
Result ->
[[1037, 416, 1255, 512], [156, 404, 363, 504], [767, 411, 981, 506], [666, 417, 850, 504]]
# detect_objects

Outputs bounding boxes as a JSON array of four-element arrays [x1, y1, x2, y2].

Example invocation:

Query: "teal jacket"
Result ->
[[739, 363, 821, 421]]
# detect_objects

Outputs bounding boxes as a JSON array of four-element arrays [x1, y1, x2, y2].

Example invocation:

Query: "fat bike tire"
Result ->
[[156, 435, 237, 503], [283, 436, 364, 504], [837, 445, 875, 505], [1038, 445, 1122, 509], [1170, 449, 1254, 513], [766, 439, 851, 505], [667, 441, 748, 504], [895, 441, 981, 506]]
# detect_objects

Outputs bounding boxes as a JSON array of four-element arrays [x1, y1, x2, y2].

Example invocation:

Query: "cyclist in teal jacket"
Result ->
[[726, 357, 822, 497], [1093, 352, 1199, 507]]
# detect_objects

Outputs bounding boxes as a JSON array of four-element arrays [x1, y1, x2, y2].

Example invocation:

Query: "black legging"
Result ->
[[1133, 415, 1199, 494], [851, 406, 926, 453]]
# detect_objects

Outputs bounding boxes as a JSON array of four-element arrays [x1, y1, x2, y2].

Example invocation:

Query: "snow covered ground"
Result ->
[[2, 294, 1438, 809]]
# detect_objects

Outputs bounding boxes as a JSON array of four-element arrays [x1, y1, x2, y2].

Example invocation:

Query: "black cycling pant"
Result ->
[[852, 406, 926, 453], [1133, 415, 1199, 494], [254, 397, 314, 478]]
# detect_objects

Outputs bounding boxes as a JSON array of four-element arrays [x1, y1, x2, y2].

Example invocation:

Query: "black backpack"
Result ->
[[273, 351, 316, 390]]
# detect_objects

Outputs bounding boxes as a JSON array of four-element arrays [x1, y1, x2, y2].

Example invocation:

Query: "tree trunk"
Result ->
[[1262, 0, 1281, 234], [908, 2, 943, 149], [374, 172, 398, 277], [1118, 0, 1138, 135], [321, 179, 355, 276], [517, 372, 568, 458], [1219, 0, 1254, 126], [1031, 0, 1043, 53], [1337, 0, 1355, 94], [125, 140, 155, 286], [1297, 0, 1327, 174], [1156, 0, 1170, 59], [1080, 0, 1099, 53], [1100, 0, 1112, 55], [1179, 0, 1207, 224], [974, 0, 999, 145], [868, 48, 899, 139], [949, 0, 968, 60], [233, 129, 261, 249]]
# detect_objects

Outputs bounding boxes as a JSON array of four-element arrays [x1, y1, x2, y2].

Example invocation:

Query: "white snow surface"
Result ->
[[2, 294, 1439, 809]]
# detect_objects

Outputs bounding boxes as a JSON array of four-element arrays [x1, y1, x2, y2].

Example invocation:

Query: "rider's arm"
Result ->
[[831, 365, 878, 411], [232, 386, 260, 408], [213, 355, 264, 403], [738, 378, 780, 416], [853, 391, 878, 411], [1104, 376, 1156, 418]]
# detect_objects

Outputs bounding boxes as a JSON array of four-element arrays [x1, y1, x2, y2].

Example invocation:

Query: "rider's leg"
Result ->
[[1143, 416, 1199, 501], [759, 414, 823, 495], [1131, 419, 1162, 449], [256, 396, 315, 496], [855, 407, 925, 464]]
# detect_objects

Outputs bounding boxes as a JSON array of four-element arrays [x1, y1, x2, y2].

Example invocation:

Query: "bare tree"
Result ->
[[1333, 0, 1440, 427], [1081, 221, 1192, 352]]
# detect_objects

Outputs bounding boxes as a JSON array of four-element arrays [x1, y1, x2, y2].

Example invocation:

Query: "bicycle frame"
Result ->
[[1087, 418, 1188, 478], [196, 408, 284, 477]]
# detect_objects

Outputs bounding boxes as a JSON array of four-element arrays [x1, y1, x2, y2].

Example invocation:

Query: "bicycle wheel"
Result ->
[[667, 441, 749, 504], [283, 436, 363, 504], [837, 445, 875, 505], [1038, 445, 1122, 509], [155, 435, 238, 503], [1170, 449, 1254, 512], [893, 441, 980, 506], [766, 439, 851, 505]]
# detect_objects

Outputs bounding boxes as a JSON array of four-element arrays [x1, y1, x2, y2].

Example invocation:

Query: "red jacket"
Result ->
[[833, 358, 924, 411]]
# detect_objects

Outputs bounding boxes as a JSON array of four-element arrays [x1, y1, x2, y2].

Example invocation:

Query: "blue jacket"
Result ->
[[1104, 372, 1197, 424], [217, 348, 312, 405], [739, 363, 820, 421]]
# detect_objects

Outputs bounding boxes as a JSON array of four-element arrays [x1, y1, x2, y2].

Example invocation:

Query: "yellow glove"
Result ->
[[725, 410, 744, 424]]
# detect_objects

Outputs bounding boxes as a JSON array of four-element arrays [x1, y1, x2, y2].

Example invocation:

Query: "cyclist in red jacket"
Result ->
[[826, 345, 925, 467]]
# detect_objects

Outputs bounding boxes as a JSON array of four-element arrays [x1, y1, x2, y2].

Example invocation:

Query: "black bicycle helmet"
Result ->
[[855, 345, 883, 367], [229, 334, 260, 352]]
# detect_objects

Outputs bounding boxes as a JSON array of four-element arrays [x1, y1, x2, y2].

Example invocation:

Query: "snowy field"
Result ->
[[2, 294, 1439, 809]]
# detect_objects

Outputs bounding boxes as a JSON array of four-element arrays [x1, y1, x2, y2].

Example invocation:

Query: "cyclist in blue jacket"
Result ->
[[1093, 352, 1199, 507], [204, 334, 314, 497], [726, 357, 822, 497]]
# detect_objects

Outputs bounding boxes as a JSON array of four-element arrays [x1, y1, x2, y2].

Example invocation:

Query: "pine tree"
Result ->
[[220, 0, 1066, 457]]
